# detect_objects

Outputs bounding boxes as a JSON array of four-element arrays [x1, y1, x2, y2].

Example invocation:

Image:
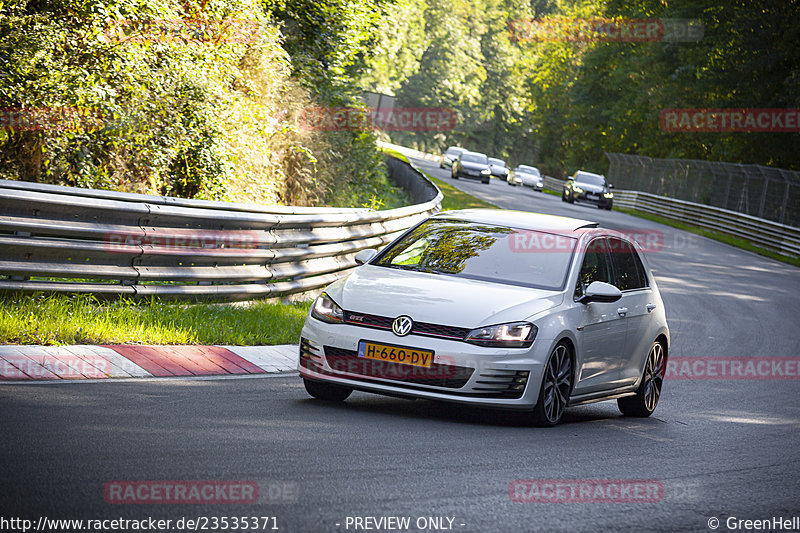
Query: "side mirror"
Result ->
[[579, 281, 622, 304], [608, 183, 614, 189], [355, 248, 377, 265], [568, 176, 575, 181]]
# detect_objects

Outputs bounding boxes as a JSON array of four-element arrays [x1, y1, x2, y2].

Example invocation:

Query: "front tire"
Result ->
[[532, 342, 573, 427], [303, 378, 353, 402], [618, 341, 665, 417], [482, 178, 490, 184]]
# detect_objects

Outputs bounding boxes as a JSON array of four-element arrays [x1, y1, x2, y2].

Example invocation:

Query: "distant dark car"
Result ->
[[440, 146, 466, 169], [488, 157, 509, 178], [452, 152, 492, 184], [563, 170, 614, 210]]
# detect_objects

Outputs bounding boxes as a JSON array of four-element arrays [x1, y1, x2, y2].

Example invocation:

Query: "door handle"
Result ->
[[646, 303, 657, 312], [617, 307, 628, 317]]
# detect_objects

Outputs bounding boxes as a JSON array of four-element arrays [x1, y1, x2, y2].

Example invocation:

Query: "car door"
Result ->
[[572, 238, 630, 394], [607, 237, 654, 385]]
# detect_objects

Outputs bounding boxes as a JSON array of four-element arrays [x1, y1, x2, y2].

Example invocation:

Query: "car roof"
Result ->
[[434, 209, 598, 232], [445, 146, 465, 152], [461, 151, 487, 158]]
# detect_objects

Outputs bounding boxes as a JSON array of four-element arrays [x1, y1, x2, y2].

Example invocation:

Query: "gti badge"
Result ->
[[392, 316, 413, 337]]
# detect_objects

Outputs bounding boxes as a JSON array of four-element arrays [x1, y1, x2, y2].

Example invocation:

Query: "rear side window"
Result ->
[[608, 238, 648, 290], [574, 238, 612, 299]]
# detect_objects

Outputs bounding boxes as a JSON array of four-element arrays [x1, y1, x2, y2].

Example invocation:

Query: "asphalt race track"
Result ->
[[1, 158, 799, 532]]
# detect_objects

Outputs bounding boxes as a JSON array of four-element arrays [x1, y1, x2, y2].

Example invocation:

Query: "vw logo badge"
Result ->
[[392, 316, 414, 337]]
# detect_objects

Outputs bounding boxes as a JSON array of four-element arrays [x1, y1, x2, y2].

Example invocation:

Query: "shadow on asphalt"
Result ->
[[293, 394, 652, 429]]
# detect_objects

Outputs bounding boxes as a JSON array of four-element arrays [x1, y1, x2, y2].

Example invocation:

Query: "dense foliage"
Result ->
[[2, 0, 795, 203], [365, 0, 800, 176], [0, 0, 405, 207]]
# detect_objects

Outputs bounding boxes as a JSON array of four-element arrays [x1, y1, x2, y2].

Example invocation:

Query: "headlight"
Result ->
[[465, 322, 537, 348], [573, 186, 584, 193], [480, 168, 491, 174], [604, 192, 614, 198], [311, 292, 344, 324]]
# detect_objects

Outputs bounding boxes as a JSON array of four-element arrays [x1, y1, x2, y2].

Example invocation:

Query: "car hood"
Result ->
[[574, 181, 606, 193], [460, 161, 489, 171], [325, 265, 564, 328]]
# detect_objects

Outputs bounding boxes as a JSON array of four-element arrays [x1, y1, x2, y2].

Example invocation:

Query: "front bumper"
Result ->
[[575, 191, 612, 207], [456, 169, 490, 180], [298, 316, 550, 409]]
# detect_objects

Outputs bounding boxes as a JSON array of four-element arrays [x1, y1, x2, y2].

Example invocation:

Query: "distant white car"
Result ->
[[509, 165, 543, 190], [298, 209, 670, 426], [488, 158, 509, 178], [440, 146, 466, 169]]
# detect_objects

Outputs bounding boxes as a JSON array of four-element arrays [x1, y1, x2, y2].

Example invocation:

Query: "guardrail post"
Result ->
[[780, 183, 790, 225]]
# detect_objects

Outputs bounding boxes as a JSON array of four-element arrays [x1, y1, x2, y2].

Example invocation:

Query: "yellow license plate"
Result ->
[[357, 341, 434, 368]]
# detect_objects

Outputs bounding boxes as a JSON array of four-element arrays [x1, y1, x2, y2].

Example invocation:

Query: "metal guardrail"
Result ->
[[0, 155, 442, 300], [606, 152, 800, 227], [541, 176, 800, 258]]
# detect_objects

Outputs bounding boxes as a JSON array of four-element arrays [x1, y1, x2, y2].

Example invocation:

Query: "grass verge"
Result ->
[[615, 207, 800, 268], [0, 293, 311, 345]]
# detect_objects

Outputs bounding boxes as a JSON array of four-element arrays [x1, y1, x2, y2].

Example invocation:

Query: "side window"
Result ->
[[608, 238, 646, 290], [633, 248, 649, 288], [574, 238, 612, 299]]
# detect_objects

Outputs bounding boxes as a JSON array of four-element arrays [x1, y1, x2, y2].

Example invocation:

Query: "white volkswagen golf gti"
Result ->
[[298, 209, 669, 426]]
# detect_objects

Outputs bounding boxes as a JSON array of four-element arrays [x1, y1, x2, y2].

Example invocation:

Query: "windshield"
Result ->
[[517, 166, 540, 175], [374, 219, 576, 290], [488, 158, 506, 167], [575, 172, 605, 186], [460, 153, 488, 164]]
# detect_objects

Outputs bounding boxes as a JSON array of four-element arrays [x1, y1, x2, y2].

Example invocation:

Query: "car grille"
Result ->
[[323, 346, 473, 389], [471, 369, 529, 399], [343, 311, 470, 341], [299, 337, 324, 372]]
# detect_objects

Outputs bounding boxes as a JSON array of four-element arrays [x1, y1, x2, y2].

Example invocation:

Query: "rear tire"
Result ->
[[532, 342, 573, 427], [303, 378, 352, 402], [618, 341, 664, 417]]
